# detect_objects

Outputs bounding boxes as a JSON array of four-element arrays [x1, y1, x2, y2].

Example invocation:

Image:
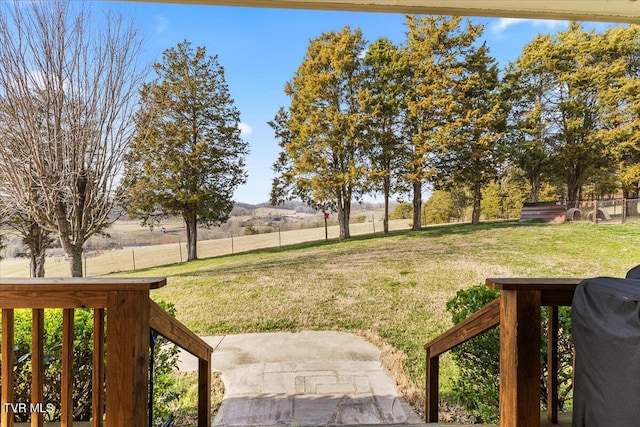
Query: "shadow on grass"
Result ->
[[129, 220, 549, 277]]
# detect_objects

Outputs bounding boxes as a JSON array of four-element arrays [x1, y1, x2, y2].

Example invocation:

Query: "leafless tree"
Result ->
[[0, 0, 146, 276], [0, 201, 53, 278]]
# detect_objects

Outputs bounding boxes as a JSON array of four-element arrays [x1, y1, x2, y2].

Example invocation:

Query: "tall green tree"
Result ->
[[548, 23, 612, 205], [124, 41, 248, 261], [435, 43, 506, 225], [503, 35, 556, 203], [271, 27, 367, 238], [361, 37, 408, 234], [506, 23, 616, 207], [597, 26, 640, 208], [403, 16, 483, 230]]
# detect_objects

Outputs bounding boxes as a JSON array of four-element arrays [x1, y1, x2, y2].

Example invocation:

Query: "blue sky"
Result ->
[[102, 2, 618, 204]]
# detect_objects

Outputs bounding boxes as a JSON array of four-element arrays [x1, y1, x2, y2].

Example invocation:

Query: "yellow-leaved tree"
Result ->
[[270, 27, 368, 238]]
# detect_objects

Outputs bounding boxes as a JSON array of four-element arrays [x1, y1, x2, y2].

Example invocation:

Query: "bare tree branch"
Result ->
[[0, 0, 146, 276]]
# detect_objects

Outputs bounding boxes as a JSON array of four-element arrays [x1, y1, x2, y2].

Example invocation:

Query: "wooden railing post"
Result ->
[[106, 290, 150, 427], [1, 309, 15, 427], [547, 306, 559, 424], [499, 289, 541, 427], [0, 278, 213, 426], [32, 309, 45, 427], [198, 356, 212, 427], [92, 308, 105, 427], [61, 309, 75, 427], [425, 349, 439, 422]]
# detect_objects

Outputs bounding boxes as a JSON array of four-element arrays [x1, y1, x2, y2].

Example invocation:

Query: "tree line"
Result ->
[[1, 1, 639, 276], [271, 18, 640, 237]]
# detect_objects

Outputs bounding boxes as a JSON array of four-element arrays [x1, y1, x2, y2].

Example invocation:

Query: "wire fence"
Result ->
[[0, 218, 411, 278], [565, 198, 640, 224]]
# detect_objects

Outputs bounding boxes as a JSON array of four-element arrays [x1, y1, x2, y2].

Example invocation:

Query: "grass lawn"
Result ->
[[119, 220, 640, 416]]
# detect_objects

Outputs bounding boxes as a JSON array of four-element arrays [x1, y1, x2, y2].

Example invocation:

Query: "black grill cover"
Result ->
[[572, 277, 640, 427]]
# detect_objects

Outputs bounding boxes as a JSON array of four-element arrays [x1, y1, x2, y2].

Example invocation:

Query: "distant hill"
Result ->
[[231, 200, 317, 216]]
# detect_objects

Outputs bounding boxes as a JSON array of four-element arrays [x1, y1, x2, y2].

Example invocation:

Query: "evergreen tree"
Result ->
[[271, 27, 368, 238], [124, 41, 248, 261], [435, 43, 506, 225], [597, 26, 640, 210], [361, 37, 408, 234], [403, 16, 483, 230], [547, 23, 612, 205], [423, 190, 458, 224], [503, 35, 556, 203]]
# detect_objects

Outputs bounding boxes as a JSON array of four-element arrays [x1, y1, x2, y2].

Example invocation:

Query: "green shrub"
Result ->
[[244, 225, 260, 235], [0, 303, 179, 425], [481, 181, 502, 220], [446, 285, 501, 423], [151, 301, 181, 426], [445, 286, 574, 423], [423, 190, 457, 224], [349, 214, 366, 224], [390, 202, 413, 220]]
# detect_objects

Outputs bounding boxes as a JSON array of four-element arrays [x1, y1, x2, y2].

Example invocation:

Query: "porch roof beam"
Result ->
[[118, 0, 640, 24]]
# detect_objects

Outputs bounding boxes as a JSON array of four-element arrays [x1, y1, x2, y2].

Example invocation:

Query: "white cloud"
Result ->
[[154, 14, 169, 34], [493, 18, 525, 33], [491, 18, 569, 35], [238, 122, 253, 137]]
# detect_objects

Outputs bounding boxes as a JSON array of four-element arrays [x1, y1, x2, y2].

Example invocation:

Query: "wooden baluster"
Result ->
[[32, 309, 45, 427], [198, 355, 212, 427], [2, 309, 15, 427], [425, 349, 439, 423], [61, 309, 75, 427], [106, 290, 150, 427], [92, 309, 105, 427], [548, 306, 559, 424]]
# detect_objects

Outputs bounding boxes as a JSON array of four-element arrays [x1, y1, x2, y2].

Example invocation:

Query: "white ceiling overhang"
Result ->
[[117, 0, 640, 24]]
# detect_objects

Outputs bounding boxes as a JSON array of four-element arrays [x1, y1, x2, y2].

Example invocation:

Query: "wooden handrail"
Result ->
[[425, 278, 580, 424], [0, 278, 211, 427], [149, 300, 213, 427], [149, 301, 213, 361], [423, 298, 500, 422], [424, 298, 500, 358]]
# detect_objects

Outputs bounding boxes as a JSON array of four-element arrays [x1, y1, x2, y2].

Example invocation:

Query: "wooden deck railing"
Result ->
[[424, 278, 580, 425], [0, 278, 213, 427], [424, 298, 500, 422]]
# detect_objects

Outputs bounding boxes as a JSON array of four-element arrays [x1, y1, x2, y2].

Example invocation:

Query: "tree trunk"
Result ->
[[26, 222, 49, 278], [185, 211, 198, 261], [68, 246, 84, 277], [57, 231, 83, 277], [567, 184, 579, 209], [55, 204, 84, 277], [337, 196, 351, 238], [624, 189, 639, 217], [383, 178, 390, 235], [30, 251, 46, 278], [529, 175, 541, 203], [412, 181, 422, 231], [29, 239, 47, 278], [472, 182, 482, 225]]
